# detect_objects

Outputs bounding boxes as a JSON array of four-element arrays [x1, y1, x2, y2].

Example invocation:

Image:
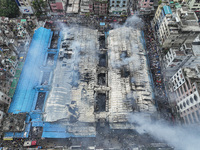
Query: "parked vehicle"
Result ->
[[23, 140, 37, 147]]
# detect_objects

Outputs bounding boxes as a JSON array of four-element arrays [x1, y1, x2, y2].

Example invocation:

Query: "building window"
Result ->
[[194, 94, 198, 101], [117, 1, 120, 3], [186, 99, 189, 105], [112, 1, 114, 3], [183, 102, 186, 108], [180, 104, 183, 109], [190, 97, 194, 103]]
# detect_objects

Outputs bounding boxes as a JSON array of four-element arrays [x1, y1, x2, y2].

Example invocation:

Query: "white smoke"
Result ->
[[110, 14, 144, 30], [129, 113, 200, 150], [108, 27, 144, 70]]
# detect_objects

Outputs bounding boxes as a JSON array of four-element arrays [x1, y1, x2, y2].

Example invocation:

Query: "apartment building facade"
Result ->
[[49, 0, 67, 16], [137, 0, 154, 15], [15, 0, 35, 14], [168, 67, 200, 125], [109, 0, 129, 15], [153, 4, 200, 49], [92, 0, 108, 15], [163, 39, 200, 77], [187, 0, 200, 11], [66, 0, 80, 14]]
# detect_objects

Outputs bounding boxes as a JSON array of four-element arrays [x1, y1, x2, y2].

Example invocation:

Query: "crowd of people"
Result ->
[[44, 15, 127, 31], [143, 17, 166, 97], [142, 16, 175, 123]]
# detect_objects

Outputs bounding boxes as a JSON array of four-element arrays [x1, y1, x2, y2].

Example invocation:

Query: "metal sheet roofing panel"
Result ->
[[8, 27, 51, 114]]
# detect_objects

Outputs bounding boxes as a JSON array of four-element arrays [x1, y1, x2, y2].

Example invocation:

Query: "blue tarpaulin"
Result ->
[[157, 70, 161, 74], [8, 27, 51, 114]]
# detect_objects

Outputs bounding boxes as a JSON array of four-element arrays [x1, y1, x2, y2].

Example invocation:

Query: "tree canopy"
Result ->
[[0, 0, 19, 18], [32, 0, 47, 17]]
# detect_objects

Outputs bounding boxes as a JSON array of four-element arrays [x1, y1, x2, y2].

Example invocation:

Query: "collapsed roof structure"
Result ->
[[3, 24, 157, 138], [44, 26, 156, 134], [107, 27, 156, 129]]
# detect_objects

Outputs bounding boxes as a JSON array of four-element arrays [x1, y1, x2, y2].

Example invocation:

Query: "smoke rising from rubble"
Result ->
[[44, 24, 99, 122], [108, 15, 145, 70], [129, 113, 200, 150], [124, 15, 144, 29], [111, 14, 144, 29], [61, 25, 98, 87]]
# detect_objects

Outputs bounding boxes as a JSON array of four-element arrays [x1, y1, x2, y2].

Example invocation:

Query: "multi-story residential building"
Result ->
[[66, 0, 80, 14], [187, 0, 200, 11], [15, 0, 35, 14], [163, 37, 200, 77], [137, 0, 154, 15], [80, 0, 90, 13], [92, 0, 108, 15], [49, 0, 67, 16], [109, 0, 130, 15], [0, 91, 11, 105], [153, 4, 200, 49], [168, 66, 200, 125]]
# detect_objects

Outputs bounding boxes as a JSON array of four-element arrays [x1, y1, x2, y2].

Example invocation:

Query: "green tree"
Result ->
[[10, 56, 16, 61], [32, 0, 47, 18], [0, 0, 19, 18], [85, 12, 90, 18], [158, 0, 162, 5]]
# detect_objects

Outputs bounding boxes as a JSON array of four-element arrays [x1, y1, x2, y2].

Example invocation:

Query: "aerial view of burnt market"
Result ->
[[1, 0, 200, 150]]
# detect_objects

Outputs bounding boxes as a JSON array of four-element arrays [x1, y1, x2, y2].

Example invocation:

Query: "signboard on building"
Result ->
[[19, 6, 34, 14], [3, 137, 13, 140]]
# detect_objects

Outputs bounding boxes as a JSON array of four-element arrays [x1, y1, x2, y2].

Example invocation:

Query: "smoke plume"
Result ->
[[129, 113, 200, 150]]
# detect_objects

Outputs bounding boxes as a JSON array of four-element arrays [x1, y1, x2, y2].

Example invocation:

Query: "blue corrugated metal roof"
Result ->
[[42, 123, 96, 138], [163, 6, 172, 15], [42, 131, 95, 138], [43, 123, 66, 132], [8, 27, 51, 114], [4, 123, 31, 138], [32, 121, 43, 127]]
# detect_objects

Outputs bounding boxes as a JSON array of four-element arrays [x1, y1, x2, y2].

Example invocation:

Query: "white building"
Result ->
[[15, 0, 35, 14], [80, 0, 90, 13], [163, 38, 200, 77], [153, 4, 200, 49], [66, 0, 80, 14], [109, 0, 130, 15], [168, 66, 200, 125], [187, 0, 200, 11]]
